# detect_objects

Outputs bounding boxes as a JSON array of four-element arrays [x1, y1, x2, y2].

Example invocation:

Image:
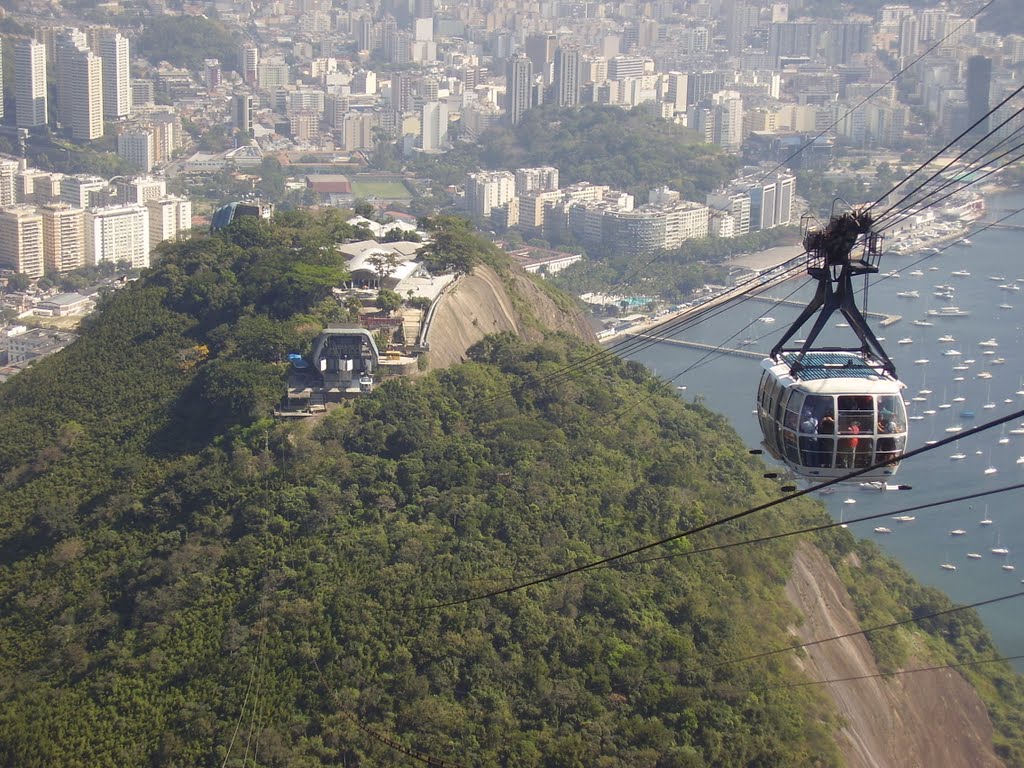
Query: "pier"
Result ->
[[745, 295, 902, 326], [622, 332, 767, 359]]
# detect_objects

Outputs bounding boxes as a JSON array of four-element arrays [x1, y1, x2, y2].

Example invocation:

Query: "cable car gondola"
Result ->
[[756, 209, 907, 481]]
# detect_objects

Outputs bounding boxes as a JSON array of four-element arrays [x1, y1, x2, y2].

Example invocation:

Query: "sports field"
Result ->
[[350, 181, 412, 199]]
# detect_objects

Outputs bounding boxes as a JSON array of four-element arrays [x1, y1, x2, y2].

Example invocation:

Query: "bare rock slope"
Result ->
[[424, 264, 596, 369], [786, 542, 1003, 768]]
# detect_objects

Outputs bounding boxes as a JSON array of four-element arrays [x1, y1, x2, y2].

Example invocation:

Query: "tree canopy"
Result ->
[[0, 210, 1021, 766], [408, 104, 739, 202]]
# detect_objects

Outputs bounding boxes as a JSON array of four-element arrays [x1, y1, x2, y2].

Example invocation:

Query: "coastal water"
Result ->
[[625, 191, 1024, 670]]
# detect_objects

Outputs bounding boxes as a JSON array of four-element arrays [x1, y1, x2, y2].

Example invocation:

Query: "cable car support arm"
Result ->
[[770, 210, 897, 377]]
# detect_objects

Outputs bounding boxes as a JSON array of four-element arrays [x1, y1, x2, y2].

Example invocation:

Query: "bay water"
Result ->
[[625, 191, 1024, 669]]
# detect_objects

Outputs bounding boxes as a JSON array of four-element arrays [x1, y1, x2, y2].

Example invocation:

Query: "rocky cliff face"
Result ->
[[423, 264, 596, 370], [786, 542, 1003, 768]]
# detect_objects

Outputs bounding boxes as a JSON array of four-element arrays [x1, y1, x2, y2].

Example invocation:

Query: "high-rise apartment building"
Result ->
[[234, 93, 254, 134], [146, 196, 192, 251], [0, 206, 45, 278], [40, 203, 86, 274], [515, 167, 559, 195], [390, 72, 415, 113], [607, 55, 646, 81], [56, 29, 88, 127], [554, 46, 582, 108], [99, 31, 132, 120], [240, 43, 259, 85], [966, 55, 992, 137], [61, 175, 109, 209], [466, 170, 516, 218], [420, 101, 449, 151], [15, 38, 48, 128], [61, 35, 104, 141], [525, 33, 557, 86], [85, 204, 150, 268], [204, 59, 222, 90], [117, 129, 155, 172], [0, 158, 19, 207], [115, 176, 166, 205], [505, 53, 534, 125]]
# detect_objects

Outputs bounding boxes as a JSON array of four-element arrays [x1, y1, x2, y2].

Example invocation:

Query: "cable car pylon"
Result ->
[[772, 209, 895, 377]]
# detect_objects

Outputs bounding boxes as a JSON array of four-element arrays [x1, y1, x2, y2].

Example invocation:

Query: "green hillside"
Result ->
[[0, 211, 1021, 766]]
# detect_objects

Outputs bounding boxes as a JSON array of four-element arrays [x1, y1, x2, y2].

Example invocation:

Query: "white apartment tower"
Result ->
[[505, 53, 534, 125], [85, 205, 150, 268], [554, 46, 582, 108], [515, 167, 559, 194], [420, 101, 449, 151], [15, 38, 48, 128], [116, 176, 166, 205], [40, 203, 86, 274], [466, 170, 516, 218], [99, 31, 132, 120], [0, 157, 19, 207], [56, 29, 88, 128], [146, 196, 192, 251], [62, 37, 104, 141], [0, 206, 45, 278], [240, 43, 259, 85]]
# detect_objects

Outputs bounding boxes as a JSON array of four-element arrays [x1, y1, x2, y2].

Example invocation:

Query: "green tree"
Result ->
[[377, 288, 403, 315]]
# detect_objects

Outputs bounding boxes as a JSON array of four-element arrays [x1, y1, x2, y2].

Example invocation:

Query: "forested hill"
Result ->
[[0, 213, 1022, 766]]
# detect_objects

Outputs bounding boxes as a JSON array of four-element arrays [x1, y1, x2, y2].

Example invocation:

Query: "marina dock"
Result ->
[[746, 295, 902, 326]]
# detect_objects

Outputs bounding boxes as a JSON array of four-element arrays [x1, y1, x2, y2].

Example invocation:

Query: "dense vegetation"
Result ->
[[135, 16, 241, 71], [0, 212, 1021, 766], [551, 227, 799, 303], [408, 105, 739, 203]]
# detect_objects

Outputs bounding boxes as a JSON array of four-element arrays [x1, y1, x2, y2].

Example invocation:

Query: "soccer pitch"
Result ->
[[350, 181, 412, 199]]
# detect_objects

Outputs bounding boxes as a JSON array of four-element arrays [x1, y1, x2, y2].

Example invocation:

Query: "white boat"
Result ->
[[989, 276, 1006, 281], [835, 322, 849, 328], [945, 425, 963, 433], [758, 316, 776, 323], [843, 498, 857, 505], [999, 304, 1013, 310], [978, 338, 998, 348], [960, 238, 972, 246], [993, 547, 1010, 555], [967, 553, 983, 559], [927, 306, 970, 317], [1003, 564, 1016, 572], [992, 358, 1006, 365], [952, 396, 966, 403], [950, 529, 967, 536], [951, 270, 971, 277], [912, 320, 935, 327], [984, 466, 998, 475], [909, 269, 924, 276], [897, 290, 920, 298], [893, 515, 916, 522], [1018, 456, 1024, 464], [943, 349, 962, 357], [999, 283, 1021, 291], [874, 527, 892, 534], [953, 364, 969, 371], [914, 358, 930, 365], [923, 409, 937, 415], [937, 335, 956, 343], [941, 563, 958, 571], [950, 451, 966, 460], [898, 337, 914, 344], [977, 372, 993, 379]]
